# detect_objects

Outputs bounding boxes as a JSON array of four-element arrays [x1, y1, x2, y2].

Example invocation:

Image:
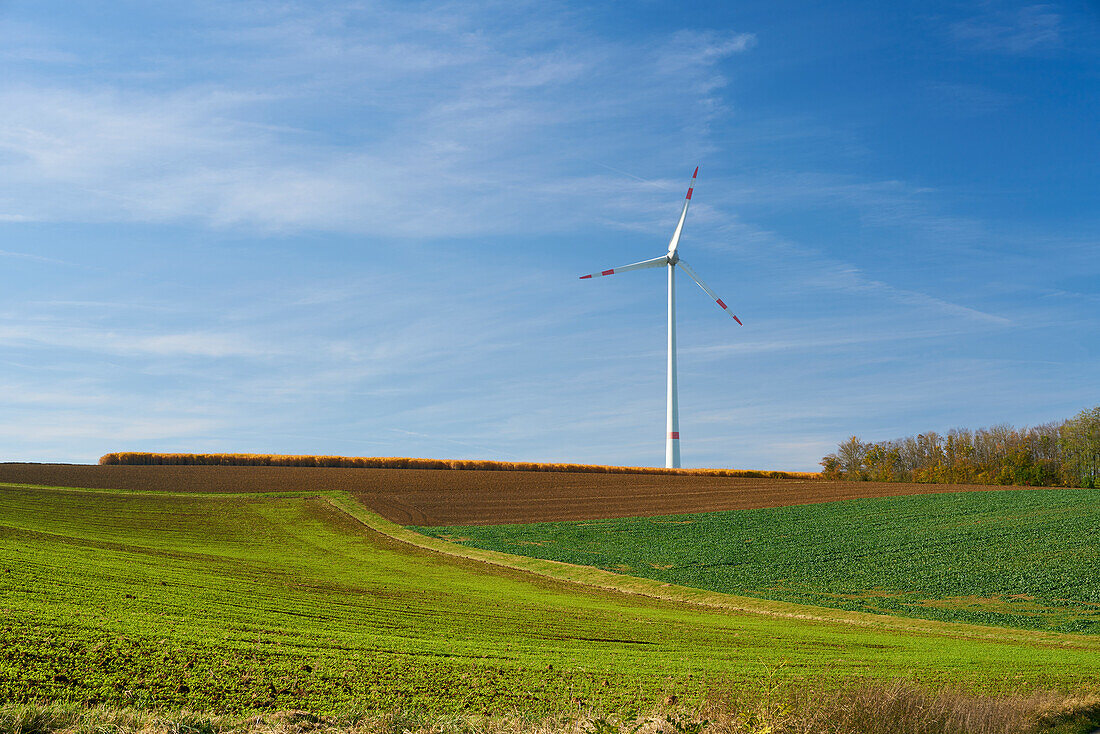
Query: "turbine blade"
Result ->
[[676, 259, 742, 325], [579, 255, 667, 279], [666, 166, 698, 257]]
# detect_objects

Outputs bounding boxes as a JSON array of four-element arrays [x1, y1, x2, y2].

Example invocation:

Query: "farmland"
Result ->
[[3, 484, 748, 714], [413, 489, 1100, 634], [0, 462, 1048, 525], [3, 466, 1100, 730], [4, 480, 1100, 715]]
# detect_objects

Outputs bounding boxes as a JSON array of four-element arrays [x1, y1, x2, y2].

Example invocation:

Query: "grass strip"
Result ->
[[3, 680, 1099, 734]]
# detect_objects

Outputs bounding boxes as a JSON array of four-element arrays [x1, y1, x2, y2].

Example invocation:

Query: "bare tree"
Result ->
[[836, 436, 867, 479]]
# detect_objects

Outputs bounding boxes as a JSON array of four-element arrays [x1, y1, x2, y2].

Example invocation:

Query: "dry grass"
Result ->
[[96, 453, 819, 480], [704, 679, 1100, 734], [3, 682, 1098, 734]]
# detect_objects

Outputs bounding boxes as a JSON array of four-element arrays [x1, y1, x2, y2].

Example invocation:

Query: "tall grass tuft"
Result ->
[[97, 453, 819, 480], [703, 679, 1100, 734], [3, 684, 1098, 734]]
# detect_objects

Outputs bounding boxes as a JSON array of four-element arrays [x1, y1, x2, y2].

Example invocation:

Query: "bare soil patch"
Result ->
[[0, 463, 1055, 525]]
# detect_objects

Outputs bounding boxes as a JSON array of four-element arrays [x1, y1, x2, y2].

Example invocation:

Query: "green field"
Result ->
[[3, 484, 1100, 718], [413, 489, 1100, 634]]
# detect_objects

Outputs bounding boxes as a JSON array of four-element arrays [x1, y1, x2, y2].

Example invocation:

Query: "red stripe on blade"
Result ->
[[668, 431, 680, 439], [716, 298, 727, 309], [692, 166, 698, 178], [686, 188, 693, 200], [733, 315, 743, 325], [579, 274, 592, 279], [602, 269, 614, 276]]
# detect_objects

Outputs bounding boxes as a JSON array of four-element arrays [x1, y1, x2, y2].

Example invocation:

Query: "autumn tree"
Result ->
[[822, 407, 1100, 487], [1061, 407, 1100, 488], [836, 436, 867, 480]]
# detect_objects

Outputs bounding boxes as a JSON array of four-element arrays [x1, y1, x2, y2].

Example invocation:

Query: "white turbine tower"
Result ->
[[580, 167, 741, 468]]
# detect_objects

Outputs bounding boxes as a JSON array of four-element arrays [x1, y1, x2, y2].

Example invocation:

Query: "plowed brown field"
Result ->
[[0, 462, 1047, 525]]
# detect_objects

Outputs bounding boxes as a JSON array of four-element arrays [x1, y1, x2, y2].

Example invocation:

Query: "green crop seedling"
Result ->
[[3, 483, 1100, 717]]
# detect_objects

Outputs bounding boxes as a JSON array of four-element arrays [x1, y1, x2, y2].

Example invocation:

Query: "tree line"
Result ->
[[820, 406, 1100, 487]]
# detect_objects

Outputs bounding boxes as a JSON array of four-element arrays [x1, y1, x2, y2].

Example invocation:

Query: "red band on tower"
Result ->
[[668, 431, 680, 439]]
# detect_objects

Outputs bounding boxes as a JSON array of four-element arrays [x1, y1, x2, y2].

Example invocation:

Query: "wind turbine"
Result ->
[[580, 167, 741, 469]]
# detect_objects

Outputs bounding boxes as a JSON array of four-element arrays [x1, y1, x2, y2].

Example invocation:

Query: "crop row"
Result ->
[[414, 488, 1100, 634], [0, 489, 684, 713]]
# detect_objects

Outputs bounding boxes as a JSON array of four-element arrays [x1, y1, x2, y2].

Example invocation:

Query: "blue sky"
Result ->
[[1, 1, 1098, 470]]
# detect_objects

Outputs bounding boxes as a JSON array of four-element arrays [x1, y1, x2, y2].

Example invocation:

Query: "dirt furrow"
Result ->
[[0, 462, 1054, 525]]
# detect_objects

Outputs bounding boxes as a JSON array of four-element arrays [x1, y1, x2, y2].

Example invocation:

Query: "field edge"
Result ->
[[96, 453, 819, 480]]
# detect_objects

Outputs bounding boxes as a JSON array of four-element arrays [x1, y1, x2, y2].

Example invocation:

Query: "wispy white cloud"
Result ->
[[807, 266, 1012, 326], [0, 248, 80, 266], [0, 5, 755, 237], [0, 415, 221, 443], [921, 81, 1017, 116], [951, 4, 1063, 53], [679, 322, 991, 359], [0, 18, 80, 65], [0, 323, 282, 359], [678, 189, 1013, 331]]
